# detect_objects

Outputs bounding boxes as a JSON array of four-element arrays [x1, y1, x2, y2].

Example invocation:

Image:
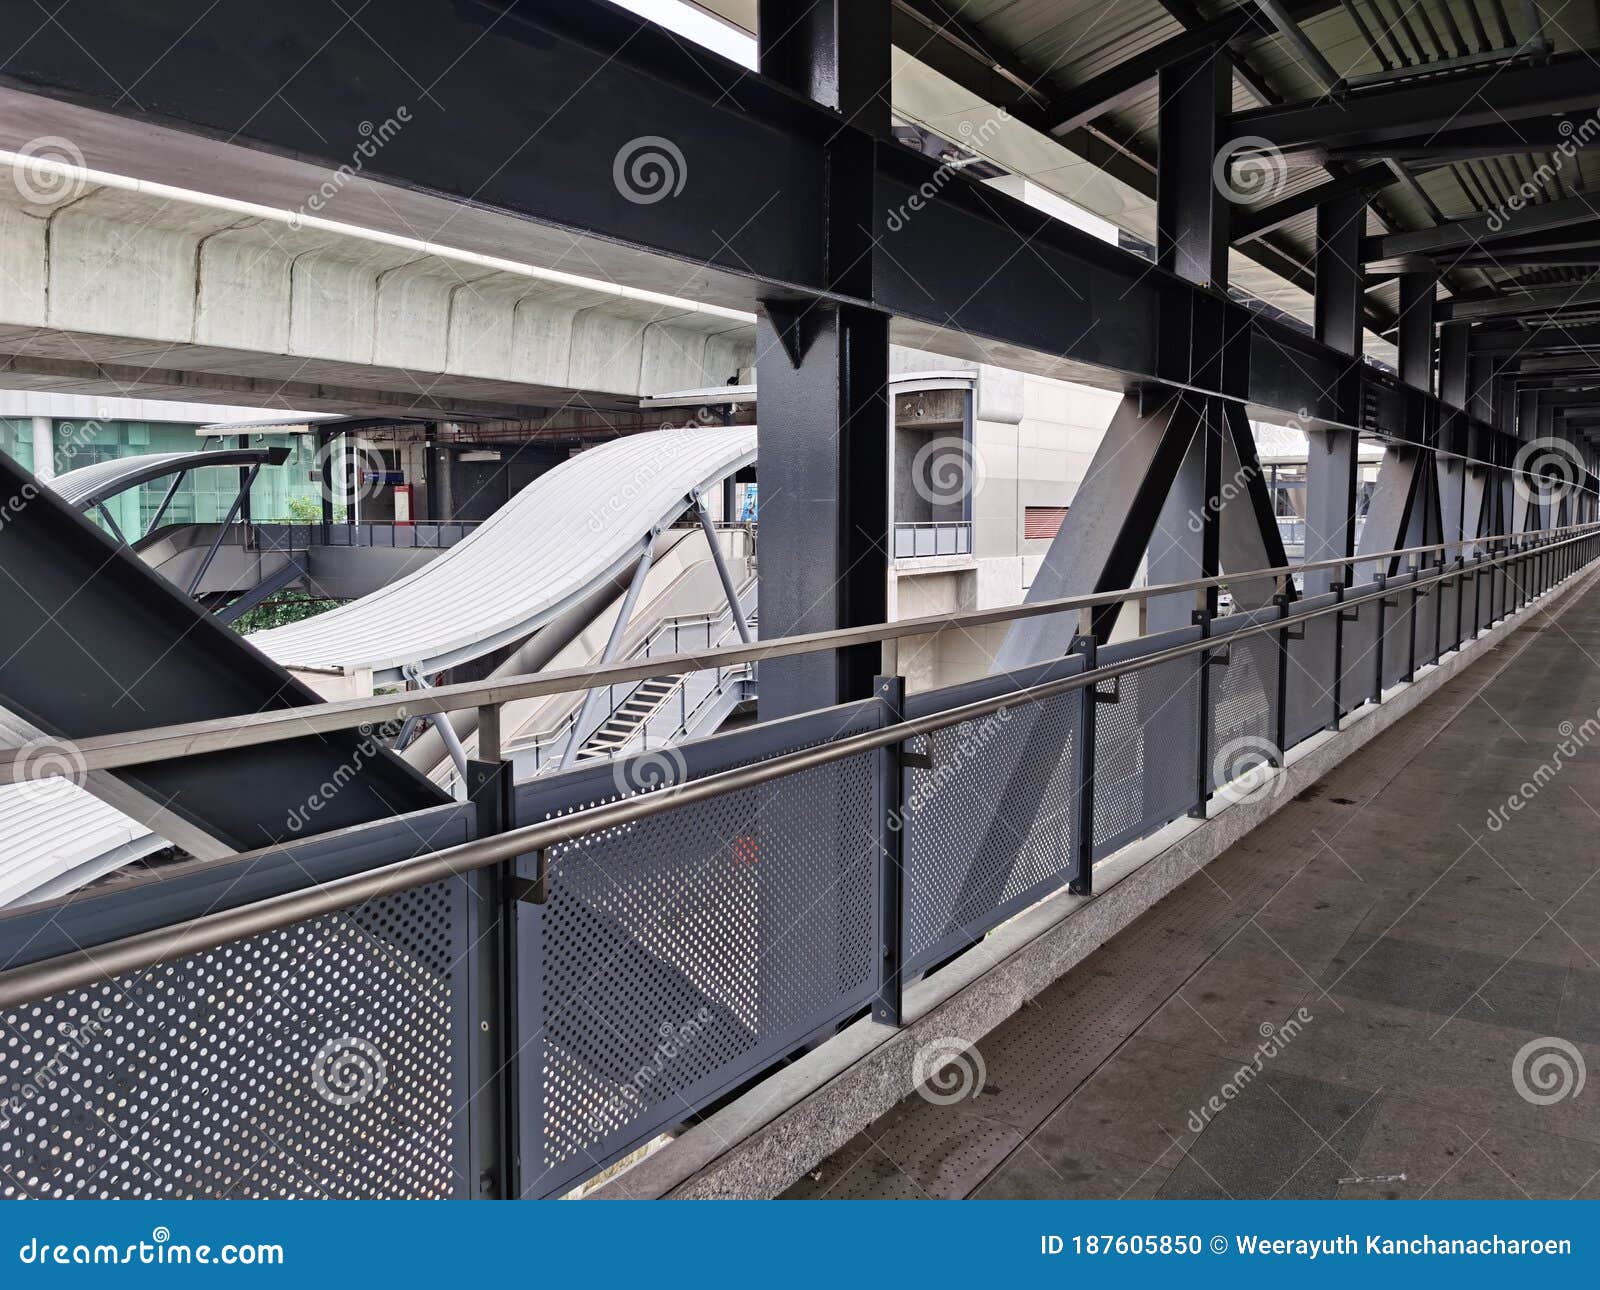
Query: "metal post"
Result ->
[[561, 535, 658, 768], [1071, 610, 1098, 896], [1432, 556, 1445, 664], [1404, 558, 1418, 682], [874, 673, 906, 1026], [1275, 582, 1292, 757], [1192, 596, 1212, 818], [693, 493, 752, 644], [1330, 581, 1345, 726], [405, 664, 470, 791], [465, 754, 516, 1199], [147, 469, 187, 534], [187, 463, 259, 597], [1372, 572, 1387, 704], [94, 500, 128, 546]]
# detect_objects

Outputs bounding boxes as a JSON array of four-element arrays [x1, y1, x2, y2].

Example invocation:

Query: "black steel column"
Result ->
[[1148, 48, 1229, 632], [1397, 270, 1437, 392], [1439, 322, 1471, 410], [1305, 193, 1365, 593], [756, 1, 891, 718], [423, 423, 441, 523]]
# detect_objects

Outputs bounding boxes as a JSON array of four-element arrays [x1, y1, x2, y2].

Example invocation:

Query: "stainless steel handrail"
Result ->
[[0, 523, 1591, 784], [0, 527, 1592, 1009]]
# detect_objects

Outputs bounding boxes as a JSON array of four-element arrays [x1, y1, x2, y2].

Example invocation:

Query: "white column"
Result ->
[[30, 416, 54, 480]]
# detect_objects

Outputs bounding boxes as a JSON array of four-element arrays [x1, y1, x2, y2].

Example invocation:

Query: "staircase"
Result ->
[[576, 674, 687, 758]]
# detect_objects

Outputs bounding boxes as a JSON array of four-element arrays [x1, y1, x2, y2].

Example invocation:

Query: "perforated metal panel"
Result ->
[[1284, 602, 1337, 748], [903, 686, 1082, 972], [0, 882, 467, 1199], [518, 722, 880, 1199], [1208, 619, 1278, 791], [1093, 630, 1201, 858]]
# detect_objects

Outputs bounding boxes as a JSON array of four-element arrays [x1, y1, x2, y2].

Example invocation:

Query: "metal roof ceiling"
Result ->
[[693, 0, 1600, 379]]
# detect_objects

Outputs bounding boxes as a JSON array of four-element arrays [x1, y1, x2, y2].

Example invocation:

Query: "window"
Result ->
[[1025, 506, 1067, 541]]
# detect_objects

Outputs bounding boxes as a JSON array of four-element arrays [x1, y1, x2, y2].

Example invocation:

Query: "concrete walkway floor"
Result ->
[[788, 574, 1600, 1200]]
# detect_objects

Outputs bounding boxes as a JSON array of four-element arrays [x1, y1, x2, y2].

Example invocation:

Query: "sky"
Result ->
[[607, 0, 758, 67]]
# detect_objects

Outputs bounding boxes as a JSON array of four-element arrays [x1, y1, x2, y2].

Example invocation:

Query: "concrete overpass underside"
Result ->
[[0, 159, 756, 418]]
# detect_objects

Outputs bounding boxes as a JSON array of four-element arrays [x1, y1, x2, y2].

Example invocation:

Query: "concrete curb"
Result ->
[[593, 563, 1600, 1200]]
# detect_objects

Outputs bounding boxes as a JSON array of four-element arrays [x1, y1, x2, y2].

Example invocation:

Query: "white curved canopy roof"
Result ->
[[250, 425, 755, 680]]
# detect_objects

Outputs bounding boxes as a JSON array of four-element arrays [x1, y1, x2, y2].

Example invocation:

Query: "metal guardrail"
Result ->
[[894, 520, 973, 559], [2, 524, 1583, 782], [0, 523, 1595, 1198]]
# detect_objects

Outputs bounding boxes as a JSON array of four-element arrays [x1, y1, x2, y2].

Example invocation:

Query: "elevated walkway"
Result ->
[[790, 573, 1600, 1200]]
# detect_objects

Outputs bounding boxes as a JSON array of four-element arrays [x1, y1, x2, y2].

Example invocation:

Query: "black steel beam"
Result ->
[[1324, 115, 1600, 163], [1044, 0, 1342, 135], [0, 2, 1527, 467], [1233, 164, 1392, 242], [1470, 323, 1600, 354], [1226, 51, 1600, 152], [1364, 189, 1600, 261], [1439, 282, 1600, 322], [0, 454, 448, 853]]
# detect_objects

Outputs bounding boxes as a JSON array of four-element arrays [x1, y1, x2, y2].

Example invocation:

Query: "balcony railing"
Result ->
[[894, 520, 972, 560]]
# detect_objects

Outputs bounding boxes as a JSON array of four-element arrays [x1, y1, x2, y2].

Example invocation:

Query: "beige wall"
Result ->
[[893, 366, 1122, 692]]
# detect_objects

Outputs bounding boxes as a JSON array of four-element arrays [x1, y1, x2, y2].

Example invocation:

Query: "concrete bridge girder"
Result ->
[[0, 161, 756, 415]]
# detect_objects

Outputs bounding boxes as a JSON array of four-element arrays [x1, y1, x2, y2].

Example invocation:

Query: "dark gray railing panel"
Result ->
[[901, 654, 1086, 974], [1382, 572, 1420, 692], [0, 804, 475, 970], [0, 876, 472, 1198], [1208, 609, 1280, 789], [1336, 584, 1383, 716], [1093, 625, 1203, 859], [513, 701, 885, 1199], [1284, 591, 1340, 746]]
